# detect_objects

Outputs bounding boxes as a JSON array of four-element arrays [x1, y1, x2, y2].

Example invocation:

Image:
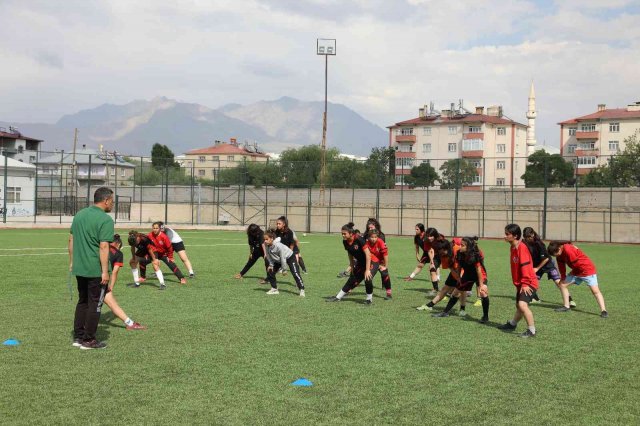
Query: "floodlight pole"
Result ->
[[317, 38, 335, 206]]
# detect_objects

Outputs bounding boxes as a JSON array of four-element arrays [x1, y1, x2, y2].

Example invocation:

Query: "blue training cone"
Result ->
[[291, 378, 313, 387], [3, 339, 20, 346]]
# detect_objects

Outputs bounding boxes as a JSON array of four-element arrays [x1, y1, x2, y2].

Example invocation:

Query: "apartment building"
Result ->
[[183, 139, 269, 179], [388, 104, 529, 189], [558, 102, 640, 175], [0, 126, 43, 164]]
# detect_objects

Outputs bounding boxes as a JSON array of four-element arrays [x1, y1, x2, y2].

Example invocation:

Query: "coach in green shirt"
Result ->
[[68, 187, 115, 350]]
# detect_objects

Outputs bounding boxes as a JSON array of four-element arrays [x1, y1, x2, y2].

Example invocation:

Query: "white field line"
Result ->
[[0, 247, 68, 251], [0, 252, 67, 257], [0, 242, 311, 252]]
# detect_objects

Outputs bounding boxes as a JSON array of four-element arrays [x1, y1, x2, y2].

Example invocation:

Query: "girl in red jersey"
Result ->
[[149, 222, 187, 284], [365, 229, 392, 300], [416, 238, 459, 310], [498, 224, 538, 338], [547, 241, 608, 317], [128, 230, 166, 289], [431, 237, 490, 323], [404, 227, 442, 296]]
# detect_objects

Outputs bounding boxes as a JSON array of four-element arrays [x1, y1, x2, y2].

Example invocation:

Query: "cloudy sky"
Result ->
[[1, 0, 639, 148]]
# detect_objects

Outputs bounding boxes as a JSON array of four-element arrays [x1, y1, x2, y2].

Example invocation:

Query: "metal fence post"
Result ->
[[328, 186, 332, 233], [285, 184, 289, 218], [574, 169, 579, 241], [609, 155, 613, 243], [164, 165, 169, 223], [542, 158, 548, 239], [191, 162, 195, 225], [400, 160, 404, 235], [33, 159, 38, 223], [510, 157, 515, 223], [2, 155, 7, 223], [481, 157, 486, 237], [307, 185, 311, 233], [61, 150, 66, 224], [453, 159, 460, 236], [139, 156, 143, 225], [350, 186, 354, 223]]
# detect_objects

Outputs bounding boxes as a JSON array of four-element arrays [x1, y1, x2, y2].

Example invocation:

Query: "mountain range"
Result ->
[[1, 97, 388, 156]]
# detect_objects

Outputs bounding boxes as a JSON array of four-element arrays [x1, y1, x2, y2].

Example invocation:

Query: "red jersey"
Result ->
[[148, 231, 174, 258], [556, 244, 596, 279], [510, 241, 538, 288], [365, 238, 388, 264], [440, 242, 461, 270]]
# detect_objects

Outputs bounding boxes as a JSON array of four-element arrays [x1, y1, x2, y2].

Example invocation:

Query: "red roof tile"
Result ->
[[389, 114, 526, 128], [558, 108, 640, 125], [0, 131, 43, 142], [185, 143, 269, 157]]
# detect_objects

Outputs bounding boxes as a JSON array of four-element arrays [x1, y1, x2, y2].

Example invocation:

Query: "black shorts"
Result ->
[[457, 280, 475, 292], [516, 287, 539, 304], [444, 273, 458, 288], [172, 241, 186, 252]]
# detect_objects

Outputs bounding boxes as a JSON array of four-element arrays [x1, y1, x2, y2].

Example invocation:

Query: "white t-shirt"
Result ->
[[164, 227, 183, 244]]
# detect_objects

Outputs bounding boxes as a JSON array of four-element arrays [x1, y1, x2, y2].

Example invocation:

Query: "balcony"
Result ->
[[462, 150, 484, 158], [575, 131, 598, 140], [395, 168, 412, 175], [463, 132, 484, 140], [575, 149, 599, 157], [395, 134, 416, 143], [395, 151, 416, 158]]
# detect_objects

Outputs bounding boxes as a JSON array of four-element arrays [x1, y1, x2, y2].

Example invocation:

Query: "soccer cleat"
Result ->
[[325, 296, 341, 302], [299, 290, 305, 298], [479, 316, 489, 324], [554, 306, 571, 312], [280, 269, 288, 276], [473, 299, 482, 307], [569, 300, 577, 308], [362, 299, 372, 305], [179, 278, 187, 285], [266, 288, 279, 295], [138, 277, 146, 283], [189, 273, 195, 278], [158, 284, 167, 291], [416, 304, 433, 311], [72, 339, 82, 347], [458, 310, 467, 317], [134, 283, 141, 288], [498, 322, 517, 331], [80, 339, 107, 350], [531, 298, 541, 304], [519, 330, 536, 338], [432, 312, 449, 318], [258, 278, 268, 285], [126, 322, 147, 330], [600, 310, 609, 318]]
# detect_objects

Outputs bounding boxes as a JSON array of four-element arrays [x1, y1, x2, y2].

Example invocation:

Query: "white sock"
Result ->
[[409, 272, 416, 278], [366, 293, 373, 301], [132, 269, 139, 283], [124, 318, 134, 326], [156, 270, 165, 285], [189, 269, 194, 274], [528, 326, 536, 334], [336, 290, 347, 299]]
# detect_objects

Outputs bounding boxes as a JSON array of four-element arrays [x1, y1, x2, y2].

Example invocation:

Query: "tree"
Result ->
[[365, 147, 396, 189], [439, 159, 477, 189], [279, 145, 340, 186], [151, 143, 180, 171], [405, 162, 438, 188], [521, 150, 575, 188]]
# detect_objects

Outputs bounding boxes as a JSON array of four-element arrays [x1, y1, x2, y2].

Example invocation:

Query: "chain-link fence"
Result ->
[[2, 151, 639, 243]]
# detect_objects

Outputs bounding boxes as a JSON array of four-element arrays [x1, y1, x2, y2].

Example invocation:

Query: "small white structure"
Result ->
[[0, 155, 36, 217], [526, 81, 538, 155]]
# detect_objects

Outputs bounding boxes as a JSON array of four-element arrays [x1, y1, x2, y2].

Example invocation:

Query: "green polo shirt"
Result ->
[[70, 205, 114, 277]]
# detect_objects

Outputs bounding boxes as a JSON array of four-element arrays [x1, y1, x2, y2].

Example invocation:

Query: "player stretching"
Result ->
[[235, 224, 268, 280], [365, 229, 392, 300], [159, 222, 195, 278], [547, 241, 608, 317], [404, 227, 442, 296], [263, 230, 305, 297], [416, 239, 459, 311], [326, 223, 377, 305], [149, 222, 187, 285], [275, 216, 307, 274], [498, 224, 539, 338]]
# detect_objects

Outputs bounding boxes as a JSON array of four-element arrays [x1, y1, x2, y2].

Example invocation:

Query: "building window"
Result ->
[[576, 156, 596, 166], [497, 144, 506, 153], [423, 127, 431, 136], [198, 169, 205, 176], [578, 142, 596, 150], [497, 127, 506, 136], [198, 156, 206, 163], [121, 168, 126, 177], [609, 141, 619, 151], [398, 144, 413, 153], [421, 159, 430, 164], [6, 187, 21, 203], [448, 143, 457, 152], [400, 127, 414, 135], [469, 160, 482, 168], [567, 144, 577, 154], [212, 156, 219, 161], [496, 178, 505, 186], [17, 145, 24, 153], [29, 156, 36, 162], [497, 161, 506, 169], [462, 139, 483, 151], [580, 123, 596, 132], [448, 126, 458, 135], [609, 122, 620, 132], [227, 155, 234, 162], [396, 158, 415, 168], [473, 175, 482, 184], [468, 126, 481, 133], [568, 128, 577, 136], [110, 167, 116, 176], [395, 175, 406, 185], [422, 143, 431, 153]]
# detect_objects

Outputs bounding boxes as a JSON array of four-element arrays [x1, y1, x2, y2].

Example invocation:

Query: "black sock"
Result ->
[[443, 296, 459, 313], [427, 301, 434, 308], [298, 257, 307, 272], [431, 281, 439, 291], [481, 297, 490, 317], [569, 295, 573, 302], [460, 305, 466, 311]]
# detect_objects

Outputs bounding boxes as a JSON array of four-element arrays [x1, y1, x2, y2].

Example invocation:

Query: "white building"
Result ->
[[0, 155, 36, 217]]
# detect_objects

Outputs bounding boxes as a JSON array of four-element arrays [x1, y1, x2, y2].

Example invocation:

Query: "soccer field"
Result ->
[[1, 229, 639, 425]]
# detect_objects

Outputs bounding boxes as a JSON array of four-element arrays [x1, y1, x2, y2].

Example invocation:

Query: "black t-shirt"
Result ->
[[414, 234, 424, 251], [343, 235, 367, 265], [526, 240, 554, 272], [109, 246, 124, 269], [276, 228, 295, 249], [248, 230, 265, 254], [456, 251, 486, 283], [134, 235, 154, 257]]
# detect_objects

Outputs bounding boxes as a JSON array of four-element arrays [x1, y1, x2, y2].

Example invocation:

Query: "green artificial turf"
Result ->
[[0, 229, 639, 425]]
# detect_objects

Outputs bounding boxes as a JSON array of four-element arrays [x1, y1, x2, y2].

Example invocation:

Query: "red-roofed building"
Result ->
[[182, 139, 270, 179], [0, 126, 43, 164], [388, 104, 529, 188], [559, 102, 640, 175]]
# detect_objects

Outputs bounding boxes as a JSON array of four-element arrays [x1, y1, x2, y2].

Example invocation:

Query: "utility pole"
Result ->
[[317, 38, 336, 205], [71, 128, 78, 209]]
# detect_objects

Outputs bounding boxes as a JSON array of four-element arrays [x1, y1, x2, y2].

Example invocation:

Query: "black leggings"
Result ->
[[342, 262, 379, 295], [139, 255, 185, 279], [240, 248, 267, 276], [267, 256, 304, 290]]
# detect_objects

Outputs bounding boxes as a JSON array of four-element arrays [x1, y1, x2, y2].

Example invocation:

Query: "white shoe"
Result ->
[[266, 288, 279, 295], [416, 304, 433, 311], [458, 310, 467, 317], [299, 290, 305, 298], [569, 300, 577, 308]]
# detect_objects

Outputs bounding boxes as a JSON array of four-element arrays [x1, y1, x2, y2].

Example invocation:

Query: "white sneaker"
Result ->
[[299, 290, 305, 298], [266, 288, 279, 295], [458, 310, 467, 317], [416, 304, 433, 311], [569, 300, 577, 307]]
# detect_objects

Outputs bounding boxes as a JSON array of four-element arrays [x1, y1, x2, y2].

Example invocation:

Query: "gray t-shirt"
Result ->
[[265, 241, 293, 266]]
